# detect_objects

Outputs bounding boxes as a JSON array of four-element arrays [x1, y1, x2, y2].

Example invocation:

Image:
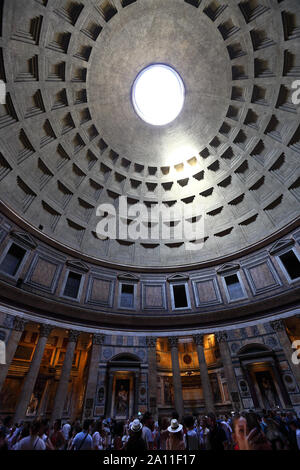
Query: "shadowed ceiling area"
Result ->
[[0, 0, 299, 268]]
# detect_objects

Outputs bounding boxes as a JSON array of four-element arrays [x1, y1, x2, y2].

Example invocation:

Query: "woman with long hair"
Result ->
[[166, 419, 185, 451]]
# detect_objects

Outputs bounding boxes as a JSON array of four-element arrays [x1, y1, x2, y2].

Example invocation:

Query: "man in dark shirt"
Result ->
[[207, 413, 228, 451]]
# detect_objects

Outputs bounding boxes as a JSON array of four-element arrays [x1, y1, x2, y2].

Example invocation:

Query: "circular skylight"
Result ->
[[132, 64, 185, 126]]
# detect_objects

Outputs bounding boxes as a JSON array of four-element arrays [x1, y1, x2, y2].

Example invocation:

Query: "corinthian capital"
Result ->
[[12, 316, 27, 332], [270, 320, 285, 332], [168, 336, 179, 348], [68, 330, 81, 343], [193, 334, 204, 346], [39, 323, 53, 338], [93, 334, 105, 345], [146, 337, 157, 348], [215, 331, 228, 343]]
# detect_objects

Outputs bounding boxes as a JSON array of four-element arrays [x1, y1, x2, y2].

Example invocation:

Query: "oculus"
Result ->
[[132, 64, 185, 126]]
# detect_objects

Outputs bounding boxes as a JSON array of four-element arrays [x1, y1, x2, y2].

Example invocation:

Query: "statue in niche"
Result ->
[[98, 387, 104, 404], [26, 393, 39, 416], [256, 371, 281, 409], [115, 380, 129, 416], [163, 377, 173, 405]]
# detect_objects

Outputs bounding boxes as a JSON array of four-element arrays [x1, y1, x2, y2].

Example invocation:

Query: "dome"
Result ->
[[0, 0, 299, 269]]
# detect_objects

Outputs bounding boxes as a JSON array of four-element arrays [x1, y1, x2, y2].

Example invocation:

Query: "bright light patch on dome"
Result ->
[[132, 64, 185, 126]]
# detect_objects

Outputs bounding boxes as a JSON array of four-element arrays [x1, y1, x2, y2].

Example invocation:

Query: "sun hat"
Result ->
[[130, 419, 143, 432], [167, 419, 183, 433]]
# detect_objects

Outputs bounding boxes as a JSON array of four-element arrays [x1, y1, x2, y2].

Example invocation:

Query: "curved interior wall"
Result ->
[[0, 211, 299, 333]]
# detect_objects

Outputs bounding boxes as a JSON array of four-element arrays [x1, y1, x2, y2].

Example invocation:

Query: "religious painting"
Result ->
[[114, 379, 130, 417], [255, 370, 282, 409]]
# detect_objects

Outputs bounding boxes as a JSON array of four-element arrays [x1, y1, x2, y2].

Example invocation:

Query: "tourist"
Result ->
[[102, 419, 112, 449], [92, 420, 103, 450], [206, 413, 228, 450], [50, 419, 65, 450], [166, 419, 185, 450], [39, 419, 54, 451], [125, 419, 146, 452], [112, 422, 124, 450], [289, 420, 300, 450], [158, 417, 169, 450], [183, 415, 200, 450], [142, 412, 154, 450], [67, 422, 81, 450], [62, 420, 71, 447], [72, 419, 93, 450], [264, 415, 286, 450], [220, 415, 233, 447], [232, 413, 272, 451], [0, 427, 8, 451], [14, 420, 46, 450]]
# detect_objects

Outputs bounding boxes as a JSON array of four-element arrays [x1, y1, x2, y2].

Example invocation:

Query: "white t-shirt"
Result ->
[[142, 426, 154, 449], [15, 436, 46, 450], [92, 431, 103, 450], [62, 423, 71, 441]]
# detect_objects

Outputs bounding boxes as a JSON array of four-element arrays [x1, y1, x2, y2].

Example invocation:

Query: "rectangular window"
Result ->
[[63, 271, 82, 299], [173, 284, 188, 309], [279, 250, 300, 280], [224, 274, 244, 301], [0, 243, 26, 276], [120, 283, 134, 308]]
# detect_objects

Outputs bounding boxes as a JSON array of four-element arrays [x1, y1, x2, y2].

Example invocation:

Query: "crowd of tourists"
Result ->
[[1, 409, 300, 451]]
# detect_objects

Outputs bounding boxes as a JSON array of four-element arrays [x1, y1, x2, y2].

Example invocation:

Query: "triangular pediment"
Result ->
[[269, 238, 294, 255], [66, 259, 89, 273], [217, 263, 240, 275], [167, 273, 189, 282], [10, 231, 37, 249], [117, 273, 139, 282]]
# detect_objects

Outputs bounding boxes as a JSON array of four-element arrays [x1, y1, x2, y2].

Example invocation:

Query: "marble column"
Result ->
[[242, 365, 259, 408], [270, 360, 292, 408], [146, 337, 158, 418], [134, 371, 140, 416], [14, 323, 53, 422], [215, 331, 241, 411], [168, 336, 184, 419], [193, 334, 215, 413], [83, 334, 105, 418], [271, 320, 300, 388], [105, 371, 114, 417], [51, 330, 80, 423], [0, 316, 27, 393]]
